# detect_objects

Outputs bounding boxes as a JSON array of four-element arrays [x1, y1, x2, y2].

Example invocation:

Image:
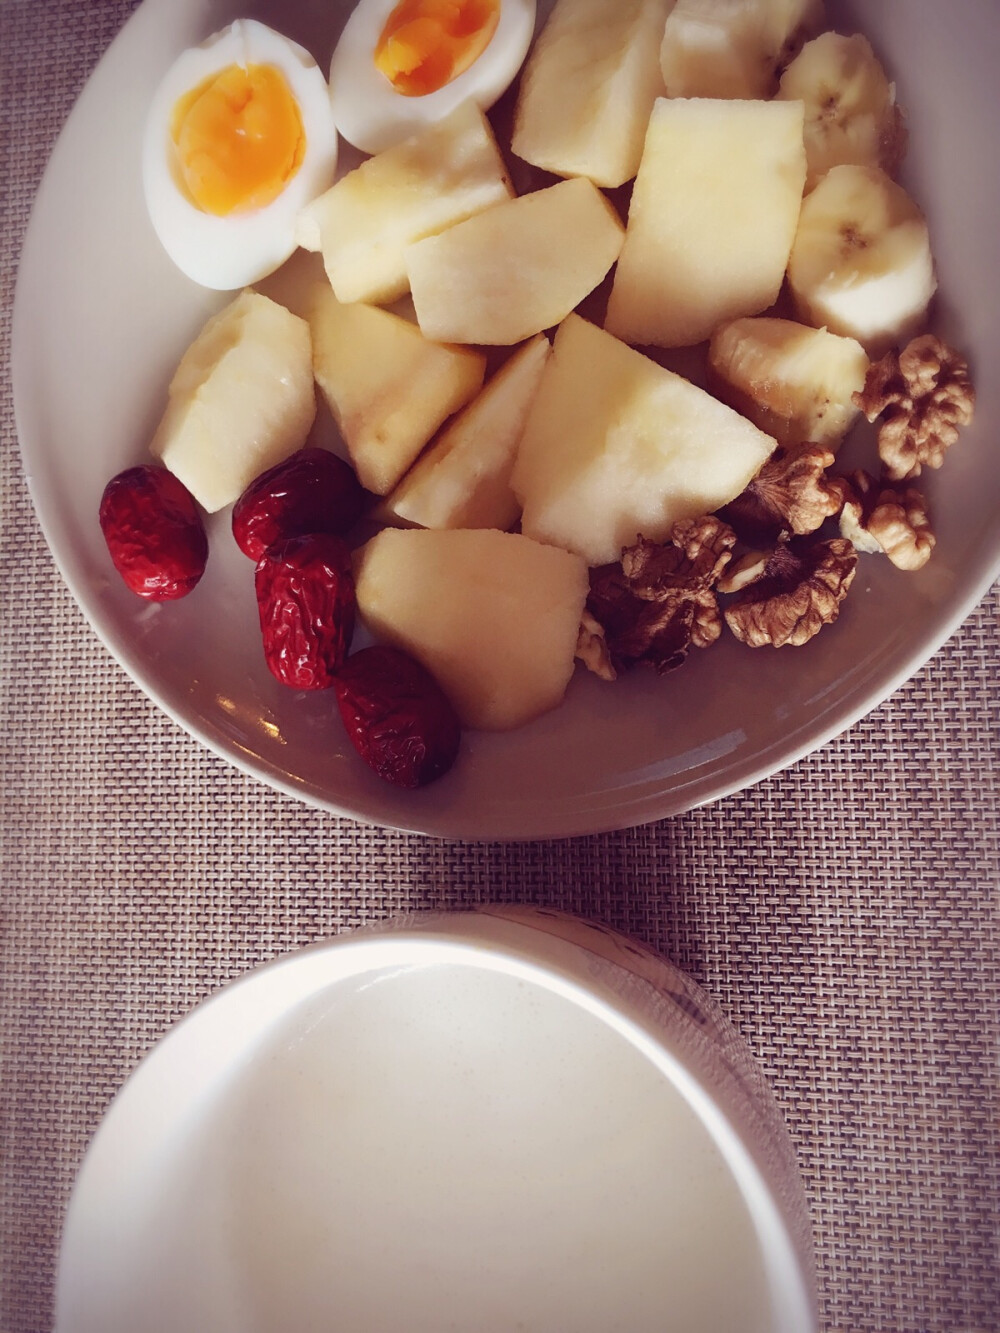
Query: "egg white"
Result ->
[[330, 0, 537, 155], [142, 20, 339, 290]]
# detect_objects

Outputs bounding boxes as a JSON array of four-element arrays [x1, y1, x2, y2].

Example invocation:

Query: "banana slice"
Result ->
[[777, 32, 907, 190], [659, 0, 825, 100], [787, 164, 936, 357], [708, 316, 869, 450]]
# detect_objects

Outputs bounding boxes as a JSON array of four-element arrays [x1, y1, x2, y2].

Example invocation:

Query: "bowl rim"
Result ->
[[55, 911, 817, 1332], [12, 0, 1000, 841]]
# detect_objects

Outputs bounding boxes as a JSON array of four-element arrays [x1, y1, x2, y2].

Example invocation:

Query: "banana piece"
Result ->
[[777, 32, 907, 190], [659, 0, 825, 100], [787, 164, 936, 358], [708, 316, 869, 451]]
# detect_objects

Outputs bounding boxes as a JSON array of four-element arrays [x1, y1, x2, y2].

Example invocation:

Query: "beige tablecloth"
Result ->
[[1, 4, 998, 1331]]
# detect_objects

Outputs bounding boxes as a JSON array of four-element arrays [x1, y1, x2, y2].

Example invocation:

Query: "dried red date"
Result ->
[[233, 448, 365, 561], [255, 534, 356, 690], [334, 646, 461, 789], [99, 465, 207, 600]]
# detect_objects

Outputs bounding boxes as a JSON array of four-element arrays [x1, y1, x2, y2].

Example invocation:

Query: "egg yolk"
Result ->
[[374, 0, 501, 97], [171, 64, 305, 216]]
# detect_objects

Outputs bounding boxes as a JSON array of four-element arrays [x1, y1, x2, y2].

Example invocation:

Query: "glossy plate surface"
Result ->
[[13, 0, 1000, 839]]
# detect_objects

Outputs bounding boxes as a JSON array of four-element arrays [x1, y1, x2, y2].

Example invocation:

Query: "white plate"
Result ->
[[13, 0, 1000, 840], [55, 910, 815, 1332]]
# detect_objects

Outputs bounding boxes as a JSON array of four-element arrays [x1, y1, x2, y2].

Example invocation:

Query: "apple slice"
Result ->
[[380, 335, 551, 531], [354, 528, 589, 731], [150, 290, 315, 513], [309, 288, 486, 496], [253, 247, 330, 322], [296, 102, 513, 307], [659, 0, 824, 99], [511, 0, 671, 189], [512, 314, 777, 566], [605, 96, 807, 349], [406, 177, 625, 346]]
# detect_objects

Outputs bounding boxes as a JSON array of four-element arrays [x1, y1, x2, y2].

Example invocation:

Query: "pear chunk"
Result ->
[[253, 248, 330, 323], [354, 528, 590, 731], [708, 317, 869, 450], [309, 289, 486, 496], [297, 102, 513, 307], [660, 0, 824, 99], [605, 97, 807, 349], [512, 315, 777, 566], [380, 335, 550, 531], [511, 0, 672, 189], [407, 177, 625, 346], [150, 290, 315, 513]]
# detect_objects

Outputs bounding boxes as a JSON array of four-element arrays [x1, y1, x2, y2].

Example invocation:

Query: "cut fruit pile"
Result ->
[[101, 0, 976, 791]]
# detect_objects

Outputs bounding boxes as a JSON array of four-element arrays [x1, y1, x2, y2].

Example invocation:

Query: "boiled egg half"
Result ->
[[143, 20, 339, 290], [330, 0, 536, 154]]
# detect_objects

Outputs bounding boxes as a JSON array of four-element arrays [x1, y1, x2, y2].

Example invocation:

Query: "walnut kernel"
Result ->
[[722, 537, 858, 648], [722, 442, 845, 542], [575, 610, 617, 682], [854, 334, 975, 481], [838, 470, 935, 571], [587, 516, 736, 674]]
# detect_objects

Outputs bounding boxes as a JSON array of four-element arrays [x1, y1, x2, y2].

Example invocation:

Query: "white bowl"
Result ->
[[55, 909, 816, 1333], [13, 0, 1000, 838]]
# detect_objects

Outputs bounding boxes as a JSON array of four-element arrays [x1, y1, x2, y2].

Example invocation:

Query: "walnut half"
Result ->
[[587, 515, 736, 674], [838, 470, 936, 571], [722, 442, 845, 543], [854, 333, 975, 481], [721, 537, 858, 648], [575, 610, 617, 682]]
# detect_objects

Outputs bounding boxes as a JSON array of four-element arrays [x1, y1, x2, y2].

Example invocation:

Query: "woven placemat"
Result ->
[[1, 4, 998, 1331]]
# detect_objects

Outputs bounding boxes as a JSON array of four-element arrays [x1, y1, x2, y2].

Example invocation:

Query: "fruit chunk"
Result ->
[[511, 0, 671, 190], [334, 645, 461, 789], [777, 32, 906, 190], [253, 247, 330, 322], [787, 163, 936, 357], [354, 528, 589, 731], [512, 315, 777, 566], [407, 177, 625, 346], [255, 533, 355, 690], [604, 98, 807, 349], [232, 447, 365, 561], [309, 287, 486, 495], [708, 317, 869, 451], [296, 102, 513, 306], [99, 465, 207, 600], [380, 334, 550, 531], [659, 0, 824, 99], [150, 290, 315, 513]]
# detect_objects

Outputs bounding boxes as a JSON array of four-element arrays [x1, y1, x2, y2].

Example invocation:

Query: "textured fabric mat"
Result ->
[[1, 4, 998, 1331]]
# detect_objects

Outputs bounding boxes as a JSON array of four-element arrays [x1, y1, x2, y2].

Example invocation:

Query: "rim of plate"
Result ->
[[12, 0, 1000, 841]]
